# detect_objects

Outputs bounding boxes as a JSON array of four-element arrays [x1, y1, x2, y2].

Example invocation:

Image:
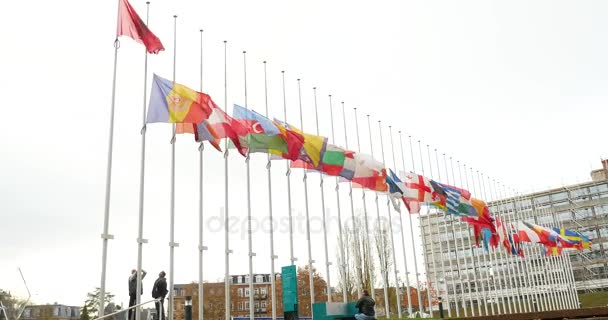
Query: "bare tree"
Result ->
[[374, 224, 394, 315]]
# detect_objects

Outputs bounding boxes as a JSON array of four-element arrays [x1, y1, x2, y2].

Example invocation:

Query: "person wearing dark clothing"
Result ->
[[355, 290, 376, 320], [152, 271, 168, 320], [128, 269, 147, 320]]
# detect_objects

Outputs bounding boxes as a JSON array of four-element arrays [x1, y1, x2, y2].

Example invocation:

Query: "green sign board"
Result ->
[[282, 265, 298, 312]]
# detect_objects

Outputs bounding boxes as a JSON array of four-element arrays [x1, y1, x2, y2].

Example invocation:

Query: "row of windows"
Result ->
[[237, 301, 267, 311], [237, 287, 268, 297]]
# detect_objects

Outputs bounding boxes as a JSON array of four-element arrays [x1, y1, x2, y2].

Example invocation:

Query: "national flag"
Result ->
[[147, 74, 214, 124], [517, 221, 541, 243], [232, 104, 287, 154], [430, 180, 447, 210], [401, 172, 433, 214], [117, 0, 165, 54], [350, 154, 388, 192], [273, 121, 305, 161], [175, 122, 222, 151], [386, 169, 406, 213], [273, 121, 327, 167], [552, 227, 591, 250], [194, 103, 248, 156]]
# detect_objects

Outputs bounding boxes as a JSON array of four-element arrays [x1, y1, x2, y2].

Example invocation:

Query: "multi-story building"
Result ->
[[173, 273, 280, 320], [21, 304, 80, 320], [420, 161, 608, 314]]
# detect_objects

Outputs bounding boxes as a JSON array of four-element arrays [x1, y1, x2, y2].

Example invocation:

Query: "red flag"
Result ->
[[118, 0, 165, 54]]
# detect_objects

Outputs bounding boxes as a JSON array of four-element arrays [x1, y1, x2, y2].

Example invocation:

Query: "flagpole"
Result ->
[[466, 166, 492, 315], [223, 40, 232, 320], [378, 122, 402, 318], [439, 153, 466, 317], [390, 128, 413, 315], [168, 15, 178, 320], [312, 87, 332, 302], [461, 163, 486, 316], [453, 161, 477, 317], [98, 0, 122, 315], [492, 178, 524, 314], [496, 182, 530, 313], [197, 28, 207, 320], [403, 134, 429, 316], [560, 219, 579, 309], [488, 177, 521, 313], [263, 61, 278, 320], [549, 208, 568, 310], [353, 107, 374, 300], [479, 172, 510, 314], [242, 50, 256, 320], [134, 3, 151, 320], [418, 144, 455, 317], [441, 155, 467, 317], [365, 115, 390, 318], [557, 219, 575, 309], [542, 207, 566, 310], [296, 78, 316, 311], [512, 189, 545, 312], [328, 95, 348, 303], [526, 198, 555, 311], [281, 71, 296, 266], [413, 139, 434, 317], [424, 145, 452, 318], [471, 168, 498, 316], [477, 171, 506, 314], [519, 190, 546, 312], [343, 103, 363, 298]]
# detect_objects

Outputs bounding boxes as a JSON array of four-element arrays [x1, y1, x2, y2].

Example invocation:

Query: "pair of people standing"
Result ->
[[128, 270, 168, 320]]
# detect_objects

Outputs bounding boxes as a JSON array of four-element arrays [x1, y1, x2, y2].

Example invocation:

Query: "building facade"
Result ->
[[21, 304, 80, 320], [420, 161, 608, 315]]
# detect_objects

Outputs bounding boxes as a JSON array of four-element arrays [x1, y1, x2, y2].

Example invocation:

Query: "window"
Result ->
[[241, 276, 245, 283], [238, 288, 243, 297], [261, 301, 266, 308], [54, 307, 60, 316], [260, 287, 267, 295], [23, 309, 30, 318], [254, 302, 259, 309], [245, 288, 250, 297], [255, 275, 264, 283], [244, 276, 250, 284], [244, 302, 249, 310], [254, 288, 259, 295]]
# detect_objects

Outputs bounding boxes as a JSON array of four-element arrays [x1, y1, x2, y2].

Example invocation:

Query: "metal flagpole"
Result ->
[[473, 169, 499, 315], [489, 178, 521, 314], [328, 95, 348, 303], [467, 167, 493, 315], [442, 156, 468, 317], [263, 61, 278, 320], [527, 199, 555, 311], [281, 71, 296, 266], [353, 107, 374, 300], [497, 183, 530, 313], [453, 161, 476, 317], [399, 134, 426, 316], [365, 115, 390, 318], [479, 173, 510, 314], [560, 220, 579, 309], [439, 153, 465, 317], [544, 207, 567, 310], [168, 15, 178, 320], [197, 29, 207, 320], [413, 139, 434, 317], [343, 103, 363, 298], [135, 4, 151, 320], [296, 78, 316, 310], [477, 172, 506, 315], [377, 122, 402, 318], [390, 128, 413, 315], [548, 208, 568, 310], [312, 87, 332, 302], [461, 163, 486, 316], [99, 0, 122, 315], [488, 177, 524, 313], [426, 148, 460, 317], [425, 146, 452, 318], [242, 51, 255, 320], [512, 189, 545, 312], [223, 40, 232, 320]]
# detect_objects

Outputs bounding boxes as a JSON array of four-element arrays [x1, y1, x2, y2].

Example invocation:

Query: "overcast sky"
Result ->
[[1, 0, 607, 310]]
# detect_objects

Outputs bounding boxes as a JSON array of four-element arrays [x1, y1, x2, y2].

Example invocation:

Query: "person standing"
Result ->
[[128, 269, 147, 320], [355, 290, 376, 320], [152, 271, 168, 320]]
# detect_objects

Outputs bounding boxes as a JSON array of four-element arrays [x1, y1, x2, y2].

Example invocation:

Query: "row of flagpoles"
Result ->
[[99, 1, 588, 319]]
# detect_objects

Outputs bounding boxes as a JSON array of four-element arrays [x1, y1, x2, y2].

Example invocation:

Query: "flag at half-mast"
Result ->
[[147, 74, 214, 124], [117, 0, 164, 54], [401, 172, 433, 214], [232, 104, 287, 155]]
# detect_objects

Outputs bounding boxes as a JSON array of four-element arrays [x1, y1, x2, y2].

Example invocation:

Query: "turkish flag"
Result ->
[[118, 0, 165, 54]]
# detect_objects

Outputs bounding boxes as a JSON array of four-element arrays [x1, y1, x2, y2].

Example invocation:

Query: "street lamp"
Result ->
[[184, 296, 192, 320]]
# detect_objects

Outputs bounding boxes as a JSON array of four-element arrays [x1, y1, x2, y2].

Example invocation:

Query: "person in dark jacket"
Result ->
[[355, 290, 376, 320], [152, 271, 168, 320], [128, 269, 147, 320]]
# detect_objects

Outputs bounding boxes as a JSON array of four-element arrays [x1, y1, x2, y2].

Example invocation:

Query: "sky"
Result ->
[[1, 0, 607, 310]]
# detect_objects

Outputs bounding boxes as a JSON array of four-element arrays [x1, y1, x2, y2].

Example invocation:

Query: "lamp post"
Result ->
[[438, 297, 444, 319], [184, 296, 192, 320]]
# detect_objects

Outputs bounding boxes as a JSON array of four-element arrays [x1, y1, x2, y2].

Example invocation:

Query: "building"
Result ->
[[21, 304, 80, 320], [420, 161, 608, 314], [173, 274, 280, 320]]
